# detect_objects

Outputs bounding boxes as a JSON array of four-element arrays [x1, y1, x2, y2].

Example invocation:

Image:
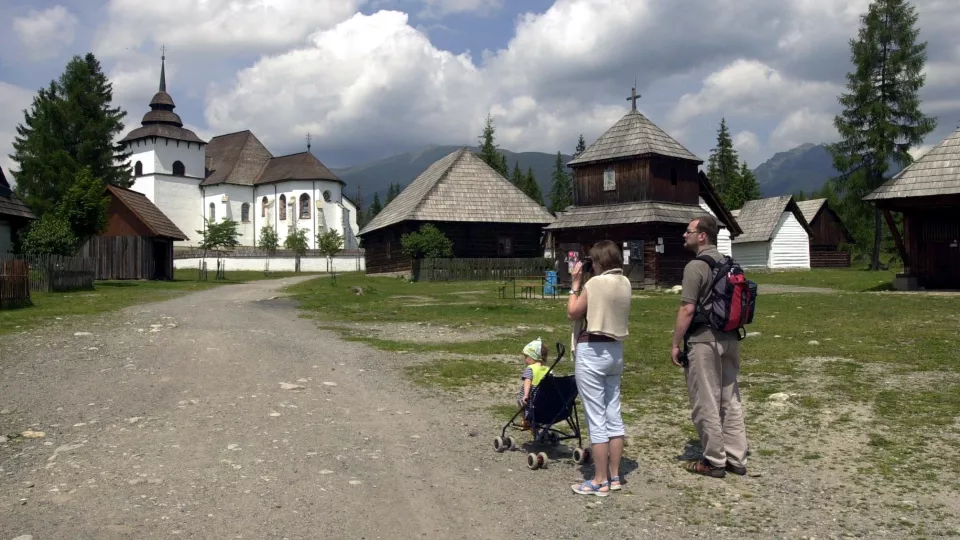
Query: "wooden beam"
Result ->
[[882, 208, 909, 267]]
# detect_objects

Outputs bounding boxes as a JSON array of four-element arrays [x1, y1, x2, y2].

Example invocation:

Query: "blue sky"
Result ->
[[2, 0, 959, 179]]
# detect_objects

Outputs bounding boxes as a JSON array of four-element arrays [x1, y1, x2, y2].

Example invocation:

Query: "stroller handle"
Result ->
[[548, 342, 567, 371]]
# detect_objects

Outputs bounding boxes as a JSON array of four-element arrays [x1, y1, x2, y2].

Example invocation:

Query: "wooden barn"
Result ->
[[80, 185, 188, 280], [0, 168, 36, 255], [796, 198, 853, 267], [357, 147, 556, 274], [730, 195, 812, 269], [545, 90, 741, 289], [864, 128, 960, 290]]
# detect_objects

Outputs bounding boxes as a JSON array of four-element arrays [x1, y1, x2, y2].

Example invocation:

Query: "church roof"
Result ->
[[731, 195, 810, 244], [864, 128, 960, 201], [202, 130, 344, 187], [106, 185, 188, 240], [567, 109, 701, 166], [119, 55, 205, 145], [359, 147, 555, 236], [256, 152, 343, 186], [0, 169, 36, 221]]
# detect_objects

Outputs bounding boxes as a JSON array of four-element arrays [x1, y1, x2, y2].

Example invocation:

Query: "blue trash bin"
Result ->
[[544, 271, 557, 295]]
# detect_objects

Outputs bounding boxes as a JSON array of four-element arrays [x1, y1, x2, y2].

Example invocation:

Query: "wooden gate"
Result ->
[[0, 258, 31, 309]]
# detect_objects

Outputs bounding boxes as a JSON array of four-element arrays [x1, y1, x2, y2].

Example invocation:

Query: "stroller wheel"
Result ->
[[493, 436, 504, 452], [538, 452, 549, 466], [526, 452, 543, 470], [573, 447, 592, 465], [506, 436, 517, 449]]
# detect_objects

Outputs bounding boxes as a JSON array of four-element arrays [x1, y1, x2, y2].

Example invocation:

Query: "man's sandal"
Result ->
[[571, 480, 609, 497], [682, 459, 726, 478]]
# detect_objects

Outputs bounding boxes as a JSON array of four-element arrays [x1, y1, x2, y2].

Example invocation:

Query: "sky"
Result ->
[[2, 0, 959, 184]]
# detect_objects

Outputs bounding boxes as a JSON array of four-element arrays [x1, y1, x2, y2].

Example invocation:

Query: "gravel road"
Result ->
[[1, 278, 689, 540]]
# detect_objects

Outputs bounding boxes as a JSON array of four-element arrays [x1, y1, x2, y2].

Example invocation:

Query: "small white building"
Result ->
[[698, 196, 733, 256], [119, 55, 359, 250], [731, 195, 812, 269]]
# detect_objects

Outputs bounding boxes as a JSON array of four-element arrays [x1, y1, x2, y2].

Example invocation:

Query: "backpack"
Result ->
[[693, 255, 758, 340]]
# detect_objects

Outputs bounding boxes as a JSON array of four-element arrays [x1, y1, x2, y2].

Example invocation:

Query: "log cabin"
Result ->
[[864, 128, 960, 290], [0, 169, 36, 255], [357, 147, 555, 275], [545, 89, 741, 289], [795, 198, 853, 267]]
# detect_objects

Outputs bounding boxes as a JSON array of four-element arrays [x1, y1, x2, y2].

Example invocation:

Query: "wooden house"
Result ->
[[730, 195, 812, 269], [545, 90, 741, 288], [864, 128, 960, 290], [0, 169, 36, 255], [795, 198, 853, 267], [357, 147, 556, 274], [80, 185, 188, 280]]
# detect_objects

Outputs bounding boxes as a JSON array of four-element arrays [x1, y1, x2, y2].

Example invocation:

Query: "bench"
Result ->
[[497, 276, 557, 299]]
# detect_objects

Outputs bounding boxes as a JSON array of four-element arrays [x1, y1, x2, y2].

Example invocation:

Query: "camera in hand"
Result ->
[[581, 256, 593, 274]]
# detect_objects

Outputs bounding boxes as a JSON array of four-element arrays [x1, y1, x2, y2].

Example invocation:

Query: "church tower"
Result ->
[[119, 52, 206, 246]]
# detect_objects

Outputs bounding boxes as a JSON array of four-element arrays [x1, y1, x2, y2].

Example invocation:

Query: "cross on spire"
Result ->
[[159, 45, 167, 92], [306, 132, 312, 152], [626, 86, 640, 111]]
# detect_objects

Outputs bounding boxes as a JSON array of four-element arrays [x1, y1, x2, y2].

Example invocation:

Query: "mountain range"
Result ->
[[333, 142, 858, 209]]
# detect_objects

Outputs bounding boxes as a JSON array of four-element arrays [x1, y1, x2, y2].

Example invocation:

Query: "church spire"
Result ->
[[159, 46, 166, 92]]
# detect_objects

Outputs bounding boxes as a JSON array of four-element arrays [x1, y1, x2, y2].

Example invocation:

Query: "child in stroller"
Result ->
[[516, 338, 549, 429], [494, 341, 592, 470]]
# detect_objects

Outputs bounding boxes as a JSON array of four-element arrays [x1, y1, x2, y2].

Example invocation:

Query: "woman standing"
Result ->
[[566, 240, 632, 497]]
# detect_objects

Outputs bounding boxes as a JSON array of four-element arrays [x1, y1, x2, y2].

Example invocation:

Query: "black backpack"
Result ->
[[693, 255, 758, 340]]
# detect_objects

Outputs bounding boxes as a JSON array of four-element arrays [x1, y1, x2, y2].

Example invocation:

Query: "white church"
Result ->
[[120, 56, 360, 250]]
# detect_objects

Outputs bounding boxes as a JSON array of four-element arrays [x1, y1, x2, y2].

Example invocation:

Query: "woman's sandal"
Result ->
[[609, 476, 623, 491], [571, 479, 609, 497]]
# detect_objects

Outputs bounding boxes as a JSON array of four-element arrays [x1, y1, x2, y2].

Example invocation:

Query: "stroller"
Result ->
[[493, 342, 593, 470]]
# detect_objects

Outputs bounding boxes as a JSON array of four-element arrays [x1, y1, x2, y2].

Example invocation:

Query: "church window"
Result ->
[[134, 161, 143, 176], [279, 195, 286, 220], [209, 202, 216, 221], [300, 193, 311, 219], [603, 166, 616, 191], [241, 203, 250, 222], [261, 196, 268, 218], [173, 161, 185, 176], [322, 190, 331, 203]]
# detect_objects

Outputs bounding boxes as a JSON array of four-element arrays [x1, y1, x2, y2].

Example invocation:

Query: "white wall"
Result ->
[[202, 184, 257, 246], [0, 220, 11, 255], [155, 175, 204, 247], [252, 180, 347, 249], [125, 138, 205, 180], [698, 197, 732, 256], [174, 255, 365, 273], [732, 242, 770, 268], [769, 211, 811, 269]]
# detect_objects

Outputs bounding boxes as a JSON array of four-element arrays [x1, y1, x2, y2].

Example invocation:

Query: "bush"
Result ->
[[401, 224, 453, 259]]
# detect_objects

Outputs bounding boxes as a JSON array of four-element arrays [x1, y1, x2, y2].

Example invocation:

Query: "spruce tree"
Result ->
[[12, 53, 130, 217], [510, 161, 523, 186], [521, 167, 543, 205], [575, 134, 587, 157], [828, 0, 936, 269], [706, 118, 741, 204], [725, 161, 761, 210], [368, 193, 383, 222], [354, 185, 366, 229], [477, 114, 508, 176], [548, 152, 573, 213]]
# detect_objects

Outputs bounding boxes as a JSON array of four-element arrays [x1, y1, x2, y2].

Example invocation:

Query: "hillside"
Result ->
[[333, 145, 570, 208], [753, 143, 838, 197]]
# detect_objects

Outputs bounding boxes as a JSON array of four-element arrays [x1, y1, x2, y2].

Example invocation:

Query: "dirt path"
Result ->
[[1, 278, 681, 540]]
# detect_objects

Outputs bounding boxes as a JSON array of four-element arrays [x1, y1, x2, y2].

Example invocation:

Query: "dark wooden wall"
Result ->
[[81, 236, 174, 280], [906, 209, 960, 289], [361, 225, 414, 274], [551, 222, 690, 288], [571, 156, 700, 207], [103, 197, 153, 237], [808, 207, 852, 249]]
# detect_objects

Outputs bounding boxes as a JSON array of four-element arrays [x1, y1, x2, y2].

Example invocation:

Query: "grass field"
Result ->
[[290, 270, 960, 498], [0, 269, 317, 335]]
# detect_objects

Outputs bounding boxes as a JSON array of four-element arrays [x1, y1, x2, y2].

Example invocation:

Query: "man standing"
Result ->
[[671, 215, 748, 478]]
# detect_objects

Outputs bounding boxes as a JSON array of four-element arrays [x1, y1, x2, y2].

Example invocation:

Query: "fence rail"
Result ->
[[173, 247, 364, 260], [413, 257, 554, 282], [0, 254, 96, 295]]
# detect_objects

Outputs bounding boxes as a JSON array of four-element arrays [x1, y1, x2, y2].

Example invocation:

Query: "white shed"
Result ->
[[698, 196, 733, 256], [731, 195, 812, 269]]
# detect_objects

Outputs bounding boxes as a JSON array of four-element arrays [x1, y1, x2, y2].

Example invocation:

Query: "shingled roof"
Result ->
[[202, 131, 273, 186], [359, 148, 555, 236], [0, 169, 36, 221], [545, 201, 711, 230], [107, 185, 188, 241], [567, 109, 702, 166], [120, 55, 205, 146], [257, 152, 343, 185], [865, 128, 960, 201], [796, 198, 827, 224], [731, 195, 810, 244]]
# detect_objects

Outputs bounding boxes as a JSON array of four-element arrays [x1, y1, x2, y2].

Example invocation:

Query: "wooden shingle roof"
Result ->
[[256, 152, 343, 186], [107, 185, 188, 241], [731, 195, 810, 244], [359, 148, 555, 236], [203, 131, 273, 186], [865, 128, 960, 201], [545, 201, 710, 230], [0, 169, 36, 220], [567, 110, 702, 166], [796, 198, 827, 224]]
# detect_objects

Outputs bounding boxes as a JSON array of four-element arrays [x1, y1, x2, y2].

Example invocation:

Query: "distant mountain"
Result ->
[[753, 143, 838, 197], [332, 145, 570, 209]]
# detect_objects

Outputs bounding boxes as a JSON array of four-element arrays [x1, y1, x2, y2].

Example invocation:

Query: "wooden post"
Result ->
[[881, 208, 909, 268]]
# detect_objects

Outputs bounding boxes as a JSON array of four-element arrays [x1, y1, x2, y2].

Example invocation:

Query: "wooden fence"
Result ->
[[413, 257, 554, 282], [0, 254, 96, 295], [0, 258, 31, 309], [810, 250, 851, 268]]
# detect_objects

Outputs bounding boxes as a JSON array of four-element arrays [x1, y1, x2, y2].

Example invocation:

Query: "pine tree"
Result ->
[[521, 167, 543, 205], [548, 152, 573, 213], [706, 118, 741, 204], [368, 193, 383, 222], [386, 183, 398, 204], [12, 53, 130, 217], [477, 114, 508, 176], [354, 185, 366, 229], [828, 0, 936, 270], [724, 161, 761, 210], [575, 134, 587, 157], [510, 161, 523, 186]]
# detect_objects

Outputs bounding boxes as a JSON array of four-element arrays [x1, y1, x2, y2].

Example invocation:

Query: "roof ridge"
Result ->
[[106, 185, 160, 237], [408, 147, 468, 216]]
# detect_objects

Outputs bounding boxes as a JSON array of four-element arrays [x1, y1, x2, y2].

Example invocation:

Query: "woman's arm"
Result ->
[[566, 261, 588, 320]]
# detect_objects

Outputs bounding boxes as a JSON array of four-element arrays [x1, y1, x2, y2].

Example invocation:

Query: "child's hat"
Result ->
[[523, 337, 544, 361]]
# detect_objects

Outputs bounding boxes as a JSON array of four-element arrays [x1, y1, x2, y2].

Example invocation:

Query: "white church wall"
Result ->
[[202, 185, 258, 246], [255, 180, 347, 250], [154, 175, 204, 246], [127, 146, 158, 177], [130, 174, 156, 202], [125, 139, 204, 180], [174, 255, 365, 273]]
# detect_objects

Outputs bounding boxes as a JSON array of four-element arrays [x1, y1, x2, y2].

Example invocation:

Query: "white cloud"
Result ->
[[419, 0, 503, 18], [733, 131, 761, 159], [908, 144, 933, 160], [770, 108, 839, 150], [13, 6, 79, 61], [0, 83, 37, 184]]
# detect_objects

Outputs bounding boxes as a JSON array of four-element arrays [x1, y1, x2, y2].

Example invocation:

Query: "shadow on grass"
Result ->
[[96, 282, 140, 288], [862, 282, 895, 292]]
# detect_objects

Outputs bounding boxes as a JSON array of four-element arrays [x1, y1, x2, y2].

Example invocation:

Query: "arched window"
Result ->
[[299, 193, 311, 219], [261, 196, 268, 218], [134, 161, 143, 176], [279, 195, 286, 220], [241, 203, 250, 222], [173, 161, 185, 176], [208, 202, 216, 221]]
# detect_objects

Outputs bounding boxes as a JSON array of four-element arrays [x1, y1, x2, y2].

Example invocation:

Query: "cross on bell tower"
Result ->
[[626, 86, 640, 111], [306, 132, 312, 152]]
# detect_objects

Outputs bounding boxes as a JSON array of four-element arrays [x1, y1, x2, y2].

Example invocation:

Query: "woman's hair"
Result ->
[[588, 240, 623, 273]]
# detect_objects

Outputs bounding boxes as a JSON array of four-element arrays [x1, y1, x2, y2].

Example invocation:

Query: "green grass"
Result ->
[[0, 269, 319, 335], [749, 267, 899, 292], [289, 271, 960, 483]]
